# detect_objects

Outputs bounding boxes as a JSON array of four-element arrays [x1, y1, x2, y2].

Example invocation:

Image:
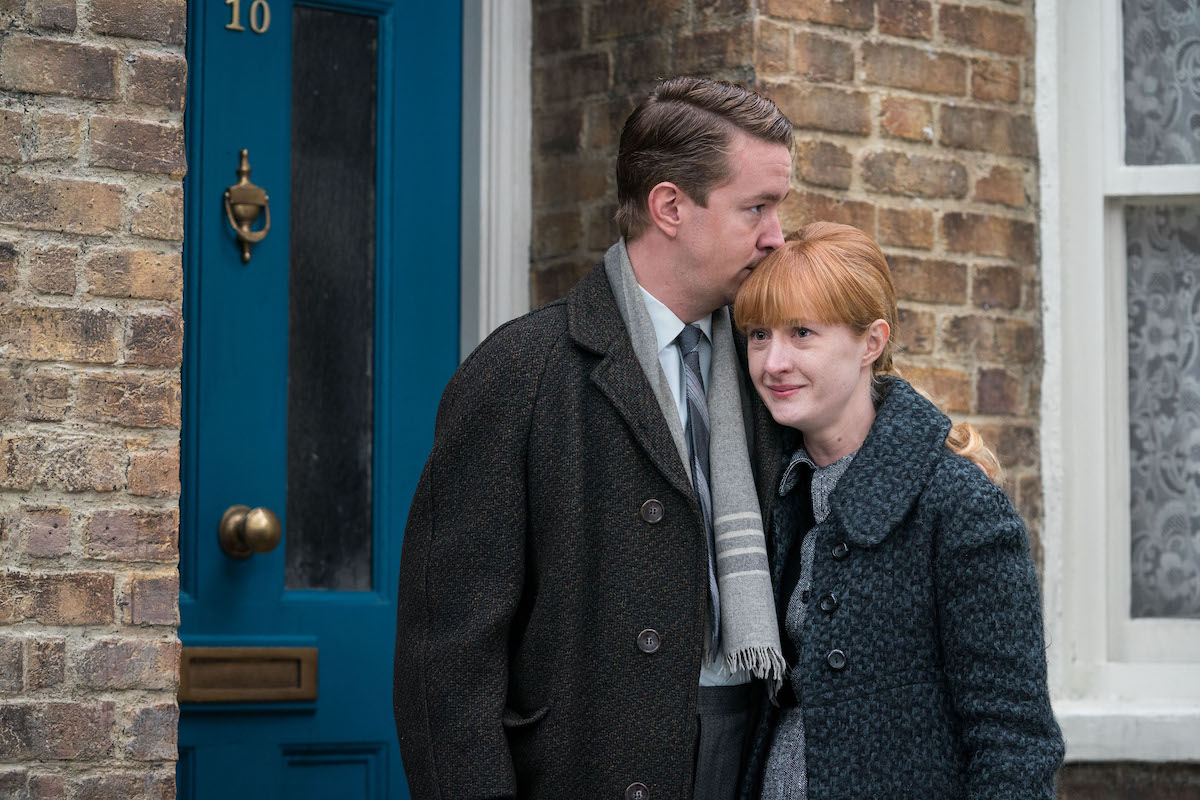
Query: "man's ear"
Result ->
[[646, 181, 683, 238], [863, 319, 890, 365]]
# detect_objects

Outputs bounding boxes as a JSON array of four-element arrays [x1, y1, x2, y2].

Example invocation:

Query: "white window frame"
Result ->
[[1040, 0, 1200, 761], [460, 0, 532, 359]]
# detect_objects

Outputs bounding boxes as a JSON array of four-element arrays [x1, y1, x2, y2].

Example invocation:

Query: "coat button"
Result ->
[[832, 541, 850, 560], [626, 783, 649, 800], [819, 593, 838, 614], [636, 629, 661, 654], [827, 649, 847, 671], [640, 499, 664, 524]]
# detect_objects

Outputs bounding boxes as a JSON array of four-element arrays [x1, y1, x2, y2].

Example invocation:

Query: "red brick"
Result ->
[[793, 32, 854, 82], [534, 159, 608, 206], [0, 636, 20, 692], [124, 572, 179, 625], [0, 107, 20, 162], [972, 57, 1020, 103], [91, 0, 185, 44], [780, 191, 876, 234], [26, 0, 75, 30], [0, 307, 120, 363], [85, 509, 178, 562], [795, 140, 852, 189], [28, 774, 66, 800], [0, 701, 115, 759], [0, 770, 24, 796], [76, 639, 179, 690], [89, 117, 186, 176], [131, 187, 184, 241], [585, 204, 619, 252], [0, 435, 124, 493], [534, 5, 582, 54], [975, 165, 1026, 207], [126, 311, 184, 367], [976, 423, 1037, 469], [676, 23, 754, 76], [75, 772, 174, 800], [0, 241, 14, 292], [0, 36, 118, 100], [127, 447, 181, 497], [756, 18, 791, 73], [879, 95, 933, 142], [903, 365, 970, 413], [977, 367, 1022, 414], [764, 0, 874, 30], [126, 703, 178, 760], [20, 506, 70, 558], [897, 307, 934, 354], [940, 105, 1036, 157], [942, 212, 1035, 261], [532, 260, 592, 307], [877, 207, 933, 249], [30, 111, 82, 161], [973, 265, 1023, 310], [29, 245, 77, 295], [614, 36, 672, 87], [863, 43, 966, 95], [0, 174, 123, 235], [940, 4, 1028, 56], [889, 255, 968, 304], [942, 315, 1038, 362], [765, 82, 870, 135], [697, 0, 754, 22], [0, 572, 114, 624], [127, 52, 187, 111], [589, 0, 686, 40], [585, 97, 635, 151], [535, 53, 610, 104], [878, 0, 931, 39], [0, 367, 70, 422], [78, 375, 180, 429], [86, 249, 182, 302], [24, 638, 65, 690], [862, 150, 968, 198], [535, 109, 583, 157]]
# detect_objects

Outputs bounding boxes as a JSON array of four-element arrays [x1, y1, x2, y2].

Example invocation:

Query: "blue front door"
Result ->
[[179, 2, 461, 797]]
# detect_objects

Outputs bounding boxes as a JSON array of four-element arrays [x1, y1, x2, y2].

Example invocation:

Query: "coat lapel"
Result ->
[[568, 265, 695, 500]]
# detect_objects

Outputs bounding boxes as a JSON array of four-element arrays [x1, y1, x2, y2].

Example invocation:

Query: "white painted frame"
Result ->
[[460, 0, 532, 360], [1039, 0, 1200, 762]]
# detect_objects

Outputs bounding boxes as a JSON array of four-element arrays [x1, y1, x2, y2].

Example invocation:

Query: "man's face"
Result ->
[[677, 131, 791, 317]]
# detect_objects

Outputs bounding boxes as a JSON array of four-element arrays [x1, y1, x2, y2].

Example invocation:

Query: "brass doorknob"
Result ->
[[218, 504, 282, 559]]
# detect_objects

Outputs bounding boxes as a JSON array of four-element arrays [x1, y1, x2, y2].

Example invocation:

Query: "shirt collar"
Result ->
[[636, 283, 713, 355]]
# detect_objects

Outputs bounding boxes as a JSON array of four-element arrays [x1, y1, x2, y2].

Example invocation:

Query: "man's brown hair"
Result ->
[[615, 77, 793, 240]]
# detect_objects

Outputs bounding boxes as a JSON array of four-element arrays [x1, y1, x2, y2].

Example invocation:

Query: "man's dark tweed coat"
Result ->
[[741, 378, 1064, 800], [393, 264, 783, 800]]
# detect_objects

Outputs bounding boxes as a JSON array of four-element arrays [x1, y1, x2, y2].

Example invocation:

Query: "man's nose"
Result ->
[[759, 210, 785, 252]]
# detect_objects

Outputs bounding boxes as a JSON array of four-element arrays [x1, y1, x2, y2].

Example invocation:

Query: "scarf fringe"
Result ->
[[726, 645, 787, 687]]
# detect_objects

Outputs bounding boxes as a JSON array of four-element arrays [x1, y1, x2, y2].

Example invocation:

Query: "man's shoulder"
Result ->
[[464, 298, 569, 366]]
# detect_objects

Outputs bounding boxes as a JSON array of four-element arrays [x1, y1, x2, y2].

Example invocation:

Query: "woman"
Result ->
[[733, 223, 1063, 799]]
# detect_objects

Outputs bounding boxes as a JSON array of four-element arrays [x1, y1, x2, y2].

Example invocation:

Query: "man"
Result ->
[[394, 77, 793, 799]]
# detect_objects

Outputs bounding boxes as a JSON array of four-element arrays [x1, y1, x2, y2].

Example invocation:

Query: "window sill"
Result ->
[[1055, 700, 1200, 761]]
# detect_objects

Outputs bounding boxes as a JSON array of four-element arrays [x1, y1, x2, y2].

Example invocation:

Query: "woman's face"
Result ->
[[746, 320, 882, 434]]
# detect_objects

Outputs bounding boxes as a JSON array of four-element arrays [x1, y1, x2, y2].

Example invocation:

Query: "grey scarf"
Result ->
[[605, 240, 785, 684]]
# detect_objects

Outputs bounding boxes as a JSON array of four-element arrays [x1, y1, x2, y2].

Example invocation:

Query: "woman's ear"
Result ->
[[646, 181, 682, 238], [862, 319, 890, 366]]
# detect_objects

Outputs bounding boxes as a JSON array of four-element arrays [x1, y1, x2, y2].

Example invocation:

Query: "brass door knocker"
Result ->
[[224, 149, 271, 263]]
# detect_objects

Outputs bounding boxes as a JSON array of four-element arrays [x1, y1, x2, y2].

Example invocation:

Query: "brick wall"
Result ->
[[0, 0, 184, 796]]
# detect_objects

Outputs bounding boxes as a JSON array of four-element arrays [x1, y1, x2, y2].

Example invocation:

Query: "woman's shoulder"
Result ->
[[920, 447, 1026, 544]]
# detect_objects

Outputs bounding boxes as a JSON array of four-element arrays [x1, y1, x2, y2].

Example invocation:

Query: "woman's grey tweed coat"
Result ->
[[393, 264, 782, 800], [741, 377, 1064, 799]]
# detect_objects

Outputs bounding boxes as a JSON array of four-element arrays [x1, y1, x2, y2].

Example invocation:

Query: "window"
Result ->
[[1043, 0, 1200, 760]]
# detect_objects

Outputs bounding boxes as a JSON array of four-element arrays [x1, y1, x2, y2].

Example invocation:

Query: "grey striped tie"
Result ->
[[678, 323, 720, 656]]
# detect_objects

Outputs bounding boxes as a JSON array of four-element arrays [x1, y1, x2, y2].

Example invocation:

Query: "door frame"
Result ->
[[460, 0, 532, 358]]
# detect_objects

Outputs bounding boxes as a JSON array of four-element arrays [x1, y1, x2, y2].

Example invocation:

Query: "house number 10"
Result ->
[[226, 0, 271, 33]]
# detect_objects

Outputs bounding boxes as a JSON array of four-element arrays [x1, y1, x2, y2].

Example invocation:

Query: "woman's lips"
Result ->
[[766, 384, 802, 398]]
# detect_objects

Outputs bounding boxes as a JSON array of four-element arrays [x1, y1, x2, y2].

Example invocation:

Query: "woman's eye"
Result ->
[[794, 327, 811, 338], [750, 329, 767, 341]]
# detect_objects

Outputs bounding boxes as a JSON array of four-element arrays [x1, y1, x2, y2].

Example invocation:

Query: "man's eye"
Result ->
[[750, 204, 764, 214]]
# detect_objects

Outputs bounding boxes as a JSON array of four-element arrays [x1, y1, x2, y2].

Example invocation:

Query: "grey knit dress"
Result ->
[[760, 448, 854, 800]]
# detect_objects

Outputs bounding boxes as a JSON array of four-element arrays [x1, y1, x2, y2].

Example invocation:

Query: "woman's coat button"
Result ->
[[827, 649, 847, 671], [831, 541, 850, 560]]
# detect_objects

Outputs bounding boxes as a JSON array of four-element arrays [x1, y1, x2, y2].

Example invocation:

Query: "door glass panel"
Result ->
[[1122, 0, 1200, 165], [286, 6, 378, 590], [1126, 202, 1200, 618]]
